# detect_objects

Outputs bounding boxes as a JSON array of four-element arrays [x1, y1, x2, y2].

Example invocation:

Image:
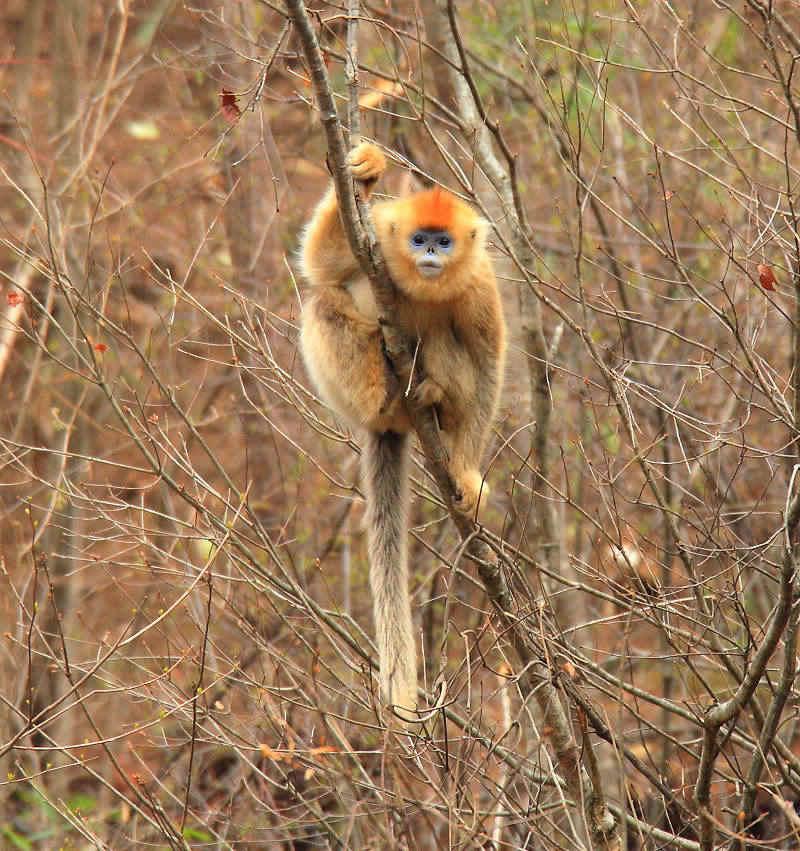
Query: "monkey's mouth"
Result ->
[[417, 260, 442, 278]]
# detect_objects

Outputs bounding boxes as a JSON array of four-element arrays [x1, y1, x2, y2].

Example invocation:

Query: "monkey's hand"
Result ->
[[347, 143, 387, 194], [452, 468, 487, 516], [413, 376, 446, 408]]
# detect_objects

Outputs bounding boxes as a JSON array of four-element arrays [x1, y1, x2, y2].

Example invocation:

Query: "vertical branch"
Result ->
[[345, 0, 361, 146], [432, 2, 619, 848], [285, 0, 391, 311], [442, 0, 564, 584]]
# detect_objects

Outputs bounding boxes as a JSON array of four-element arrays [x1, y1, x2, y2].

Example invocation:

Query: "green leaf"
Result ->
[[183, 826, 213, 841]]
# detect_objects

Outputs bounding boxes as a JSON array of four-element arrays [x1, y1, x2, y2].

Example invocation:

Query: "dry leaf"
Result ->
[[220, 89, 241, 123], [757, 264, 777, 291]]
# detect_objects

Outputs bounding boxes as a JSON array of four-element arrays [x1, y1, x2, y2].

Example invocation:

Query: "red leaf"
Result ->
[[6, 291, 23, 307], [757, 264, 777, 291], [94, 342, 108, 352], [220, 89, 241, 123]]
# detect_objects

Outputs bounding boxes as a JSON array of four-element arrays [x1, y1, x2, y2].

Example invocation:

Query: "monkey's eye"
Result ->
[[437, 235, 452, 249], [411, 232, 427, 247]]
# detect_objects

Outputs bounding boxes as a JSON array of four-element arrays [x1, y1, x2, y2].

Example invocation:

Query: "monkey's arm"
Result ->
[[300, 187, 360, 286], [300, 143, 387, 287], [444, 271, 506, 513]]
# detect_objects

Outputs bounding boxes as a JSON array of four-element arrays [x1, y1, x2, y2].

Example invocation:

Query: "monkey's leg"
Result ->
[[301, 288, 410, 433], [362, 430, 417, 718], [426, 393, 482, 515]]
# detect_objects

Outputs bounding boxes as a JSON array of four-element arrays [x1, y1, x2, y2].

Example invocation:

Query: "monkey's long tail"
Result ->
[[362, 430, 416, 719]]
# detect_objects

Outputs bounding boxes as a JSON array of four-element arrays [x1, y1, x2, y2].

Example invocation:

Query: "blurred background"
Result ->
[[2, 1, 800, 848]]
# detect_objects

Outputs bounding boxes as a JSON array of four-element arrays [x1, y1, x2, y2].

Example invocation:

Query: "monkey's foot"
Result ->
[[452, 468, 486, 516]]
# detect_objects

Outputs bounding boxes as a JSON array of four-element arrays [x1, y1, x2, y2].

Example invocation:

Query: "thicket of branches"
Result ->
[[2, 1, 800, 848]]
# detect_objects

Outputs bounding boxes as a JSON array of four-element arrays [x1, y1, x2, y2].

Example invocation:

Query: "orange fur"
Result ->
[[408, 185, 456, 229]]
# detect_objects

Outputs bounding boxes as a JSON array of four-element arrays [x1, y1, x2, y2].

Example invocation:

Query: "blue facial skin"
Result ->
[[409, 229, 453, 278]]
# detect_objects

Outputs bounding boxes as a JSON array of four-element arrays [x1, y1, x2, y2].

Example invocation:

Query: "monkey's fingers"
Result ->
[[414, 376, 445, 408], [346, 142, 387, 183]]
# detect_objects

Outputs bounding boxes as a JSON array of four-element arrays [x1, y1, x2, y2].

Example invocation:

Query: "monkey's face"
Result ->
[[408, 229, 453, 278]]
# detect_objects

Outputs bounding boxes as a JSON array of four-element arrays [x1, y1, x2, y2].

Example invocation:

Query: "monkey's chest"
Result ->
[[346, 281, 475, 405]]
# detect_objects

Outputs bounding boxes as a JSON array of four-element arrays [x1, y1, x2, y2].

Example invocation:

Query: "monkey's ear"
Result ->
[[390, 223, 396, 234]]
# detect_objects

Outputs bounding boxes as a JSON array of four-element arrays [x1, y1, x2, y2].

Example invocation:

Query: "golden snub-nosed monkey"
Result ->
[[299, 142, 505, 718]]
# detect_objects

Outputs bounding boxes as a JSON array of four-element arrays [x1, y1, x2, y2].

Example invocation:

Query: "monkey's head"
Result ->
[[376, 186, 488, 301]]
